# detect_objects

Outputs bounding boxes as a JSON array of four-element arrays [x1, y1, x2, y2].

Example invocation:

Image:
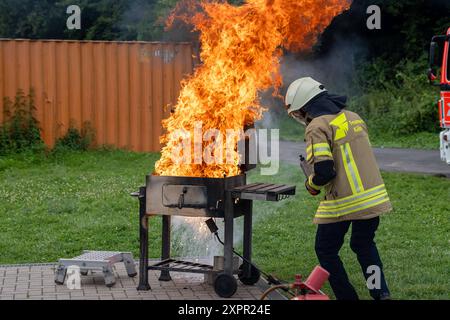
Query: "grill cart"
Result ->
[[132, 174, 295, 298]]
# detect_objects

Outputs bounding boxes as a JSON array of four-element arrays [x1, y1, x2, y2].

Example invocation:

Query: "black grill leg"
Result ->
[[224, 191, 234, 276], [242, 201, 252, 278], [159, 215, 172, 281], [137, 187, 151, 291]]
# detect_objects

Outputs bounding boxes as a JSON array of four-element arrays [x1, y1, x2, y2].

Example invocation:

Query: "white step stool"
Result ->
[[54, 250, 137, 287]]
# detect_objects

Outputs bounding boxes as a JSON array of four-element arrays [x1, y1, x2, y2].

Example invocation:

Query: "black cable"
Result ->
[[205, 218, 290, 291], [213, 231, 287, 288]]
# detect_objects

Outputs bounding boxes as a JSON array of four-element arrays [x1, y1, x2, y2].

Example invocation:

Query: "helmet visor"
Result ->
[[289, 109, 307, 126]]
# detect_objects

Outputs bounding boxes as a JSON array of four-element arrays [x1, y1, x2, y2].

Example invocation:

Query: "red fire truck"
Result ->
[[428, 27, 450, 164]]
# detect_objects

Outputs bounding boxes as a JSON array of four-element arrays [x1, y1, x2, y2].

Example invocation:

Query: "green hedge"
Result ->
[[349, 57, 440, 136]]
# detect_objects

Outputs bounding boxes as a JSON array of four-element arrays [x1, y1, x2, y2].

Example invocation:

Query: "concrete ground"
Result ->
[[0, 260, 279, 300], [279, 141, 450, 178]]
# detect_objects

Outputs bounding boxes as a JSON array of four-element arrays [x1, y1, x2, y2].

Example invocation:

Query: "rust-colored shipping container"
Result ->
[[0, 39, 195, 152]]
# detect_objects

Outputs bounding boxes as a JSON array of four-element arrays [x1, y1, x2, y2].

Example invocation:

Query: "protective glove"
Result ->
[[305, 177, 321, 196]]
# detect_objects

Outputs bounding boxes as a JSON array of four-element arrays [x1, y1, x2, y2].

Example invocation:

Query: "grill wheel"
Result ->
[[214, 273, 238, 298], [238, 263, 261, 285]]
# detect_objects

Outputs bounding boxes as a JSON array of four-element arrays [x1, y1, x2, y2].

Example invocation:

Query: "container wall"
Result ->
[[0, 39, 194, 152]]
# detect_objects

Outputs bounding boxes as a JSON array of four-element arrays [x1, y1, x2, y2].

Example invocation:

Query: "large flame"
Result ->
[[155, 0, 350, 177]]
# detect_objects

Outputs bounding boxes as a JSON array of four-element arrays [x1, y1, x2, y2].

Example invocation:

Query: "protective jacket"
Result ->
[[305, 110, 392, 224]]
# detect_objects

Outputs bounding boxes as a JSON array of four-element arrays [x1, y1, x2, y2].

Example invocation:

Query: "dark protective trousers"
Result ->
[[315, 217, 390, 300]]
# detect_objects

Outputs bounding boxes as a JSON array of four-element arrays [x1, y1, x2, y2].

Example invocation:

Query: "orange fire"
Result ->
[[155, 0, 350, 177]]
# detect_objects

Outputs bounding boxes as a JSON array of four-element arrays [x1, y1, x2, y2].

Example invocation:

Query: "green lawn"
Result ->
[[0, 150, 449, 299]]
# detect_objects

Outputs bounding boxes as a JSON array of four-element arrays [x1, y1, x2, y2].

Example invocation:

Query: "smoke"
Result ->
[[257, 34, 368, 130], [171, 217, 218, 258], [117, 0, 199, 42], [280, 35, 368, 95], [171, 216, 244, 259]]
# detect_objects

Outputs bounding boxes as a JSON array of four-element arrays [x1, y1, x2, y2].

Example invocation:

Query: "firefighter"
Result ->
[[285, 77, 392, 300]]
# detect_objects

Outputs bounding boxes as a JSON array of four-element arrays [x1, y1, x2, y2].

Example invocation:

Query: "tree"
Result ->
[[319, 0, 450, 64], [0, 0, 65, 39]]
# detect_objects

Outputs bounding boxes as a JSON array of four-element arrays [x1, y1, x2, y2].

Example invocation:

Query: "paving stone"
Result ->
[[28, 290, 43, 296], [14, 293, 28, 299], [112, 293, 128, 300], [82, 295, 101, 300], [43, 287, 56, 293], [2, 286, 18, 293], [0, 261, 270, 300], [3, 278, 16, 283], [69, 290, 84, 297], [82, 288, 98, 295], [70, 296, 89, 300], [194, 294, 215, 300]]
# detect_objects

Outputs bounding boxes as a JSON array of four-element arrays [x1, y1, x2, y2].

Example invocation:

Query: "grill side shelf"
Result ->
[[230, 183, 296, 201]]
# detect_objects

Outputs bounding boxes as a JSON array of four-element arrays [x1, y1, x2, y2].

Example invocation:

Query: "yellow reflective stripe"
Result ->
[[313, 143, 330, 150], [320, 184, 385, 205], [315, 194, 389, 218], [306, 145, 313, 161], [341, 144, 357, 194], [340, 143, 364, 194], [314, 151, 333, 157], [317, 190, 387, 212], [309, 143, 332, 158], [308, 175, 322, 190], [318, 184, 386, 208], [346, 144, 364, 192], [313, 144, 331, 153]]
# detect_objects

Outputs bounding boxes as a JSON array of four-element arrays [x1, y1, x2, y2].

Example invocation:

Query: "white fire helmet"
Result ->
[[285, 77, 327, 124]]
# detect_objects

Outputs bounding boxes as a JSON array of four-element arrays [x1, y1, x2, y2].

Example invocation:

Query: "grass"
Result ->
[[0, 150, 449, 299], [0, 150, 162, 263], [274, 111, 440, 150], [367, 131, 439, 150]]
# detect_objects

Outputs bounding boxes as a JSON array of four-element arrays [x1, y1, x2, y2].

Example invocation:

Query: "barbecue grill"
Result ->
[[132, 173, 295, 298]]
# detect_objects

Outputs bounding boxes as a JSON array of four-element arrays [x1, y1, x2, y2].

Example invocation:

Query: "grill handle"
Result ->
[[130, 191, 140, 197], [178, 187, 188, 209]]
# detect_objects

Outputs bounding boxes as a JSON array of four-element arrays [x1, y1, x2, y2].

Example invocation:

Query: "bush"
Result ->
[[54, 122, 95, 152], [0, 89, 97, 155], [348, 57, 440, 136], [0, 89, 44, 155]]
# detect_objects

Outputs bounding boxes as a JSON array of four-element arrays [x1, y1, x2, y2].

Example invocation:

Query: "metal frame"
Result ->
[[136, 187, 151, 290], [134, 179, 295, 296], [147, 259, 215, 274], [135, 186, 253, 290]]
